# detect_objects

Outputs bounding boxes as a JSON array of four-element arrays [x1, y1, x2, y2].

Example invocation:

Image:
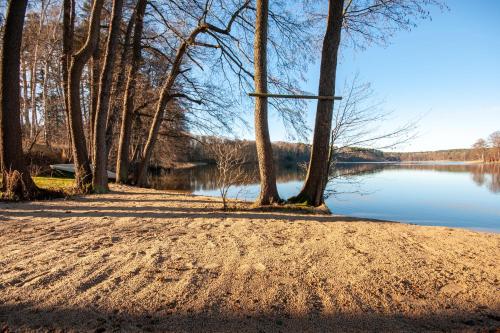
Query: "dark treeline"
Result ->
[[388, 148, 498, 162], [388, 131, 500, 162], [187, 137, 311, 165]]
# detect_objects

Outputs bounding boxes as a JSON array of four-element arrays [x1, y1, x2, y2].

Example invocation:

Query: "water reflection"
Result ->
[[150, 162, 500, 195]]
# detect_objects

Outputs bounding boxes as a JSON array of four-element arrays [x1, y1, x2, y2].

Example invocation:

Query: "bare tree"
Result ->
[[291, 0, 444, 206], [104, 5, 137, 162], [134, 0, 252, 186], [116, 0, 147, 184], [253, 0, 280, 205], [89, 32, 101, 161], [28, 0, 50, 139], [324, 76, 416, 198], [0, 0, 39, 199], [488, 131, 500, 162], [92, 0, 124, 193], [62, 0, 75, 155], [210, 139, 250, 210], [67, 0, 104, 192], [290, 0, 345, 207], [20, 56, 31, 136], [341, 0, 447, 49], [472, 139, 488, 163]]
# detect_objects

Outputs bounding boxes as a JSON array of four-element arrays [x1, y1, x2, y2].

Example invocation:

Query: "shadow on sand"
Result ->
[[1, 302, 498, 332], [1, 200, 396, 225]]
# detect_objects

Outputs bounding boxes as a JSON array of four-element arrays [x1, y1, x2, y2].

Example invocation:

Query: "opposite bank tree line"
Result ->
[[1, 0, 444, 204]]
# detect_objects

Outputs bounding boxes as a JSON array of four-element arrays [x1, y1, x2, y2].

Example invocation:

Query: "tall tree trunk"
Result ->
[[290, 0, 344, 207], [134, 59, 181, 186], [134, 26, 206, 186], [104, 7, 136, 163], [21, 56, 31, 136], [92, 0, 124, 192], [42, 60, 50, 146], [29, 0, 48, 140], [62, 0, 75, 159], [116, 0, 147, 184], [67, 0, 104, 192], [89, 33, 101, 161], [0, 0, 38, 199], [253, 0, 280, 205], [30, 55, 38, 139], [81, 75, 88, 127]]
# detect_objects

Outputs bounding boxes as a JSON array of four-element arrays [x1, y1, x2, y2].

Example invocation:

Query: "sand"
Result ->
[[0, 184, 498, 332]]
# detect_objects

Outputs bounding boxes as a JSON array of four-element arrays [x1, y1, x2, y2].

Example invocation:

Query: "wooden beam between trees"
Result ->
[[249, 93, 342, 100]]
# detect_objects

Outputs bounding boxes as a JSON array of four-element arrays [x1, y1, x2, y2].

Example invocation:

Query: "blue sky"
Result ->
[[261, 0, 500, 152]]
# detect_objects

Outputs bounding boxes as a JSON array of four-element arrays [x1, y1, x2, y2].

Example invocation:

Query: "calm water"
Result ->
[[150, 162, 500, 232]]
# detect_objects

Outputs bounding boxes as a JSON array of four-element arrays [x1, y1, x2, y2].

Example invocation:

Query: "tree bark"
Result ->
[[62, 0, 74, 158], [290, 0, 344, 207], [30, 54, 38, 139], [21, 56, 31, 136], [253, 0, 280, 205], [67, 0, 104, 192], [42, 60, 50, 146], [92, 0, 124, 192], [116, 0, 147, 184], [0, 0, 38, 199], [29, 0, 48, 140], [104, 7, 136, 162], [89, 33, 101, 161]]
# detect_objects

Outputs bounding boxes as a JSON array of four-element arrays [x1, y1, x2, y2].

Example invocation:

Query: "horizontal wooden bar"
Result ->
[[249, 92, 342, 100]]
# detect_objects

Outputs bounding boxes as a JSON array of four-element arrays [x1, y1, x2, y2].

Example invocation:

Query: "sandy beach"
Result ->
[[0, 185, 498, 332]]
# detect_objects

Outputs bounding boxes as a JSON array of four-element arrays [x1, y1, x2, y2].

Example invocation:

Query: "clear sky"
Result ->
[[261, 0, 500, 152]]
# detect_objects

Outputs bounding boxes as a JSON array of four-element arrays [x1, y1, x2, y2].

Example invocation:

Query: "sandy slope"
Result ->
[[0, 185, 498, 332]]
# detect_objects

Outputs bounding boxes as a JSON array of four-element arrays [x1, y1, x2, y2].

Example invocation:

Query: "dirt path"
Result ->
[[0, 185, 499, 332]]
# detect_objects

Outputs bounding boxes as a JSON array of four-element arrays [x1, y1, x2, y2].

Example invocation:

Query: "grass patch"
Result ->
[[1, 176, 74, 200], [0, 176, 74, 190], [32, 177, 75, 190]]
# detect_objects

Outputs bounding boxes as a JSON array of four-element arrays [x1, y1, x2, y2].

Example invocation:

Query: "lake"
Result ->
[[149, 162, 500, 232]]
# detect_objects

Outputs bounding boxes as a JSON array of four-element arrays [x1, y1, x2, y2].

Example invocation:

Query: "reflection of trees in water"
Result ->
[[149, 163, 305, 192], [386, 163, 500, 194], [149, 162, 500, 194], [477, 164, 500, 193]]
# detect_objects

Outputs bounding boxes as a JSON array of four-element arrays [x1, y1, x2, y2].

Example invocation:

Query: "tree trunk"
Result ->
[[92, 0, 124, 192], [62, 0, 74, 159], [67, 0, 104, 192], [42, 60, 50, 146], [89, 33, 101, 161], [29, 0, 48, 140], [0, 0, 38, 199], [290, 0, 344, 207], [116, 0, 147, 184], [30, 52, 38, 139], [253, 0, 280, 205], [134, 26, 206, 186], [104, 8, 136, 164], [21, 56, 31, 136]]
